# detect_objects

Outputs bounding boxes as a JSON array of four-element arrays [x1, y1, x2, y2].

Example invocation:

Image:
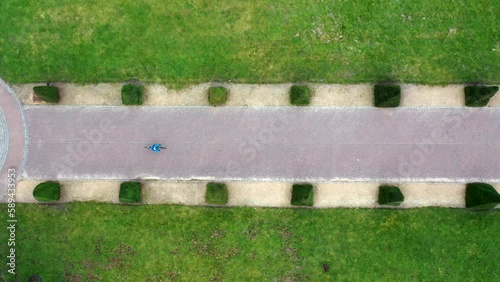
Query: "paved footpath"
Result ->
[[22, 106, 499, 182], [0, 79, 28, 202]]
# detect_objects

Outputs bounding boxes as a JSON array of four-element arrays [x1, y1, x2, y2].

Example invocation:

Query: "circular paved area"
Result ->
[[0, 78, 28, 202]]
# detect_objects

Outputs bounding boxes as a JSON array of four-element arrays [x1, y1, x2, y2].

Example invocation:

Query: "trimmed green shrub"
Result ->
[[33, 86, 59, 103], [290, 85, 311, 106], [28, 274, 43, 282], [119, 182, 142, 203], [33, 181, 61, 202], [205, 182, 228, 204], [465, 182, 500, 210], [464, 85, 498, 107], [208, 86, 228, 106], [121, 84, 143, 105], [378, 185, 404, 206], [291, 183, 314, 206], [374, 84, 401, 108]]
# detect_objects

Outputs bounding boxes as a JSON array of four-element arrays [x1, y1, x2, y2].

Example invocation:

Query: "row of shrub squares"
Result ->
[[32, 181, 500, 210], [207, 84, 500, 107], [32, 84, 499, 107], [372, 84, 499, 107]]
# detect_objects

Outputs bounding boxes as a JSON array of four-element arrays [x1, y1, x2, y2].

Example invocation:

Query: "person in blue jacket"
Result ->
[[145, 143, 166, 152]]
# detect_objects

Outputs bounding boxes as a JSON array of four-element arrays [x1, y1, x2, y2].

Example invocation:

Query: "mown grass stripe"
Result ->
[[0, 1, 498, 87]]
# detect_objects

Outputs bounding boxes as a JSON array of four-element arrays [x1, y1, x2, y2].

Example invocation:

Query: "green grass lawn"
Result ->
[[0, 0, 498, 87], [1, 203, 498, 281]]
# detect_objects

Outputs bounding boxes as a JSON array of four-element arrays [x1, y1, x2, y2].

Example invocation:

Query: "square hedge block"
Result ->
[[464, 86, 498, 107], [119, 182, 142, 203], [465, 182, 500, 210], [33, 86, 60, 103], [291, 183, 314, 206], [205, 182, 228, 205], [290, 85, 311, 106], [121, 84, 143, 105], [378, 185, 404, 206], [33, 181, 61, 202], [208, 86, 228, 106], [374, 84, 401, 108]]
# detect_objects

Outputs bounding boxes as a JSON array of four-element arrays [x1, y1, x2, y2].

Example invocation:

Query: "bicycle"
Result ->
[[145, 143, 166, 152]]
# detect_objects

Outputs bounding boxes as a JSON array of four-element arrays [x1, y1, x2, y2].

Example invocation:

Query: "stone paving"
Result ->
[[2, 80, 500, 207], [22, 106, 500, 182], [0, 79, 28, 202]]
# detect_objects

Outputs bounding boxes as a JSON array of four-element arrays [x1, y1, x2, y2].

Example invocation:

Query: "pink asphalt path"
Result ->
[[21, 105, 500, 183], [0, 79, 28, 202]]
